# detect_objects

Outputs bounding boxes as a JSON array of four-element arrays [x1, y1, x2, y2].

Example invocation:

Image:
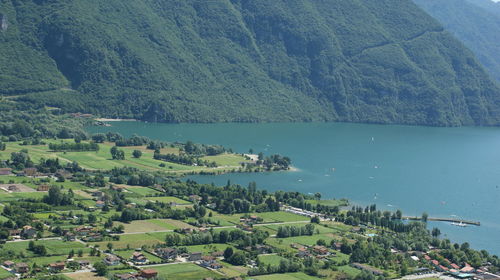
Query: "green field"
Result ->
[[144, 196, 191, 204], [249, 272, 321, 280], [125, 187, 162, 197], [0, 268, 11, 279], [152, 263, 221, 280], [1, 141, 251, 174], [115, 219, 192, 233], [257, 254, 286, 266], [2, 240, 89, 256]]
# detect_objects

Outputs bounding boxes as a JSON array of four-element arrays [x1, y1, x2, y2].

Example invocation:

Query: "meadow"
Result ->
[[152, 263, 221, 280], [1, 140, 251, 174]]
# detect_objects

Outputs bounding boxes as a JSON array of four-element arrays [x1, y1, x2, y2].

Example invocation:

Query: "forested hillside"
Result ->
[[414, 0, 500, 84], [1, 0, 500, 126]]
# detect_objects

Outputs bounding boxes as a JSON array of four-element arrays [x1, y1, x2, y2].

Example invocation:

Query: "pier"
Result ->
[[402, 216, 480, 226]]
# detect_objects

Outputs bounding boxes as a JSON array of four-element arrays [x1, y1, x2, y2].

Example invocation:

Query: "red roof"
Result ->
[[432, 260, 439, 265], [451, 263, 460, 269]]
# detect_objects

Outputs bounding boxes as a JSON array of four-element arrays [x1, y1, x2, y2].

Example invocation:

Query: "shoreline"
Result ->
[[94, 118, 137, 122]]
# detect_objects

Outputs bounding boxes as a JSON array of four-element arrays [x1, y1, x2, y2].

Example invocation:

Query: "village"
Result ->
[[0, 138, 499, 280]]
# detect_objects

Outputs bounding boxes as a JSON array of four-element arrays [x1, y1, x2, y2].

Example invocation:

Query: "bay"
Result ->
[[88, 122, 500, 254]]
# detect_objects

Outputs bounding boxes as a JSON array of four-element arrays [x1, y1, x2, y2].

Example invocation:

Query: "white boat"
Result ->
[[451, 222, 467, 227]]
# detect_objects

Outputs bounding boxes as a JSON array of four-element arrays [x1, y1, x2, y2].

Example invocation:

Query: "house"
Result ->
[[140, 269, 158, 279], [189, 252, 202, 261], [211, 251, 224, 258], [23, 168, 38, 177], [424, 255, 431, 261], [209, 263, 223, 270], [3, 261, 15, 268], [313, 245, 330, 256], [333, 242, 343, 251], [297, 247, 311, 257], [15, 263, 29, 274], [200, 256, 216, 267], [451, 263, 460, 270], [91, 190, 104, 197], [104, 254, 121, 266], [48, 262, 65, 272], [155, 247, 177, 260], [21, 226, 37, 239], [8, 229, 20, 237], [0, 168, 12, 176], [37, 185, 50, 191], [55, 169, 73, 179], [461, 266, 476, 273], [188, 194, 202, 202], [7, 185, 20, 192], [77, 260, 90, 268], [115, 273, 138, 280], [96, 200, 105, 208], [131, 252, 148, 264]]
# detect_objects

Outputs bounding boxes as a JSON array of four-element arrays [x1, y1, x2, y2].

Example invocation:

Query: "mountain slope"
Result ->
[[414, 0, 500, 83], [1, 0, 500, 126]]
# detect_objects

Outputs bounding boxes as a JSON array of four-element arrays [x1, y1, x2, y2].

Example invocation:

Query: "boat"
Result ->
[[451, 222, 467, 227]]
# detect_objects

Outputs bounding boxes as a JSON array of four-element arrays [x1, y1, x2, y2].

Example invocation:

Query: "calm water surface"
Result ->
[[89, 122, 500, 254]]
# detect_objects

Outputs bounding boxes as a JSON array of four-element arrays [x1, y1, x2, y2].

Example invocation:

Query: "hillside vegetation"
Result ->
[[414, 0, 500, 84], [1, 0, 500, 126]]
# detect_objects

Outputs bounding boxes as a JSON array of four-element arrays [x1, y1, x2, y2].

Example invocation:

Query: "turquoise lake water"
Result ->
[[88, 122, 500, 254]]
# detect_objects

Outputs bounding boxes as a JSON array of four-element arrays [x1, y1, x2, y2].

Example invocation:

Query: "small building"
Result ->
[[21, 226, 37, 239], [95, 200, 105, 208], [115, 273, 138, 280], [200, 256, 216, 267], [3, 261, 15, 268], [8, 229, 20, 237], [131, 252, 148, 264], [140, 269, 158, 279], [48, 262, 65, 272], [209, 263, 223, 270], [104, 254, 121, 266], [188, 195, 202, 202], [37, 185, 50, 192], [155, 247, 177, 260], [297, 247, 311, 258], [7, 185, 20, 192], [15, 263, 29, 274], [0, 168, 12, 176], [189, 252, 202, 261], [23, 168, 38, 177], [77, 260, 90, 268], [313, 245, 330, 256]]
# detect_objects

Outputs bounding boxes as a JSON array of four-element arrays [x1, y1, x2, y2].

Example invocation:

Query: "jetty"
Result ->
[[402, 216, 480, 226]]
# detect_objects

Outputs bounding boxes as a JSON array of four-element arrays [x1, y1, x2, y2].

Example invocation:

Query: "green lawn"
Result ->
[[248, 272, 321, 280], [144, 196, 191, 204], [94, 232, 180, 249], [337, 265, 362, 277], [0, 268, 12, 279], [115, 219, 189, 233], [152, 263, 221, 280], [257, 254, 286, 266], [1, 141, 250, 174], [2, 240, 89, 256], [124, 187, 162, 197]]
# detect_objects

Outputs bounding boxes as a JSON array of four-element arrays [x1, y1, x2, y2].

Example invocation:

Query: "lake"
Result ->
[[88, 122, 500, 254]]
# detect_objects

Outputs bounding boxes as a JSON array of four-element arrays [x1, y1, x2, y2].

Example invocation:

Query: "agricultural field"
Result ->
[[249, 272, 321, 280], [144, 196, 191, 205], [115, 219, 192, 233], [257, 254, 286, 266], [1, 140, 251, 174], [152, 263, 221, 280], [2, 240, 89, 256]]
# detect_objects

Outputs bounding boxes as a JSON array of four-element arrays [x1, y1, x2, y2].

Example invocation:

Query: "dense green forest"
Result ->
[[414, 0, 500, 83], [1, 0, 500, 126]]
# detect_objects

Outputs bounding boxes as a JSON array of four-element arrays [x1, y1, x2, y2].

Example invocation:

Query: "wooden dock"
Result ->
[[402, 216, 480, 226]]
